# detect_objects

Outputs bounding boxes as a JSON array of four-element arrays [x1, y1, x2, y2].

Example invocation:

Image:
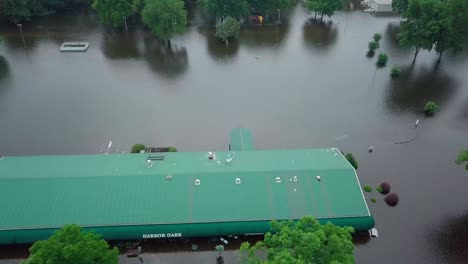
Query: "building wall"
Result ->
[[0, 217, 374, 244]]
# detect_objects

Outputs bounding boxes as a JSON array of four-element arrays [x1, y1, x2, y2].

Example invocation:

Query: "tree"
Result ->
[[377, 53, 389, 67], [131, 144, 145, 153], [0, 0, 32, 23], [424, 101, 439, 115], [142, 0, 187, 42], [240, 217, 355, 264], [392, 0, 409, 14], [248, 0, 291, 21], [216, 16, 240, 45], [92, 0, 133, 27], [455, 150, 468, 171], [305, 0, 342, 22], [345, 153, 358, 170], [198, 0, 249, 21], [22, 225, 118, 264], [398, 0, 443, 64], [433, 0, 468, 62]]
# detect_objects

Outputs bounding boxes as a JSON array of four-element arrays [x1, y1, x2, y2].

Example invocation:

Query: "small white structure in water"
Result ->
[[370, 228, 379, 238], [60, 42, 89, 52], [364, 0, 394, 12]]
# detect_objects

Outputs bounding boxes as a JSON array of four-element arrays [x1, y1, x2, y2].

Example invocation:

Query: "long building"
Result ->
[[0, 129, 374, 244]]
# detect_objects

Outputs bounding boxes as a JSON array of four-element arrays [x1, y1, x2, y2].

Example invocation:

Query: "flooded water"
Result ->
[[1, 1, 468, 263]]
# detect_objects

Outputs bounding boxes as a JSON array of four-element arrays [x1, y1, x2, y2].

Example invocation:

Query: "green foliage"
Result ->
[[455, 150, 468, 171], [142, 0, 187, 40], [392, 0, 409, 14], [377, 53, 388, 67], [376, 186, 383, 193], [22, 225, 118, 264], [305, 0, 343, 21], [248, 0, 291, 21], [92, 0, 133, 27], [424, 101, 439, 115], [368, 41, 379, 52], [391, 66, 401, 78], [370, 198, 377, 203], [363, 185, 372, 192], [216, 16, 240, 44], [398, 0, 446, 63], [373, 33, 382, 42], [167, 146, 177, 152], [198, 0, 249, 21], [239, 217, 355, 264], [433, 0, 468, 61], [131, 144, 145, 153], [345, 153, 358, 170]]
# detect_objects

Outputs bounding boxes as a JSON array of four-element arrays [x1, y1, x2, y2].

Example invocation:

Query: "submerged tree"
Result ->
[[305, 0, 342, 22], [240, 217, 355, 264], [142, 0, 187, 44], [398, 0, 442, 64], [433, 0, 468, 62], [456, 150, 468, 171], [92, 0, 133, 27], [22, 225, 118, 264], [216, 16, 240, 45], [0, 0, 32, 23], [198, 0, 249, 21]]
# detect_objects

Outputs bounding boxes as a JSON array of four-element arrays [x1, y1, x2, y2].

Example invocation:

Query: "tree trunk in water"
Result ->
[[321, 13, 324, 22], [437, 49, 445, 64], [314, 11, 317, 20], [225, 39, 229, 46], [412, 47, 420, 65]]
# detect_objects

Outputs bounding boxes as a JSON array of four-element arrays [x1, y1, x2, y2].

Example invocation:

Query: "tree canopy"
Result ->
[[142, 0, 187, 40], [398, 0, 468, 63], [456, 150, 468, 171], [240, 217, 355, 264], [305, 0, 343, 21], [248, 0, 291, 21], [198, 0, 249, 21], [398, 0, 443, 63], [22, 224, 118, 264], [92, 0, 133, 27], [392, 0, 409, 14], [0, 0, 90, 23], [216, 16, 240, 45]]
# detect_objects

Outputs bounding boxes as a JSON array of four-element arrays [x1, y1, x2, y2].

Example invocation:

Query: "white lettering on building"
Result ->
[[142, 233, 182, 239]]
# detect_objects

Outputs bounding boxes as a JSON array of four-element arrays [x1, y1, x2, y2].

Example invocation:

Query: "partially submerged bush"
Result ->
[[424, 101, 439, 115], [376, 186, 383, 193], [368, 41, 379, 52], [131, 144, 145, 153], [345, 153, 359, 170], [384, 193, 399, 206], [380, 181, 391, 194], [377, 53, 389, 67], [391, 66, 401, 78], [373, 33, 382, 42], [370, 198, 377, 203], [364, 185, 372, 192], [216, 16, 240, 45]]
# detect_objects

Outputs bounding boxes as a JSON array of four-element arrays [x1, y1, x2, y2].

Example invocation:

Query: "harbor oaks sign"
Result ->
[[142, 233, 182, 239]]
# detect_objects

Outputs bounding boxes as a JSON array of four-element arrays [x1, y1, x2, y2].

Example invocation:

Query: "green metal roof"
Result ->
[[0, 148, 371, 230]]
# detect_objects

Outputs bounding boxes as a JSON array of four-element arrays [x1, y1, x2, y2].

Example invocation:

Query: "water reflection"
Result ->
[[302, 20, 338, 51], [199, 27, 240, 63], [239, 25, 289, 49], [385, 65, 458, 113], [0, 57, 10, 83], [428, 213, 468, 263], [102, 31, 144, 60], [144, 38, 189, 79]]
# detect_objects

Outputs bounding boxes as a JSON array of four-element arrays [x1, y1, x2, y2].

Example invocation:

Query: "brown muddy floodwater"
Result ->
[[0, 1, 468, 263]]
